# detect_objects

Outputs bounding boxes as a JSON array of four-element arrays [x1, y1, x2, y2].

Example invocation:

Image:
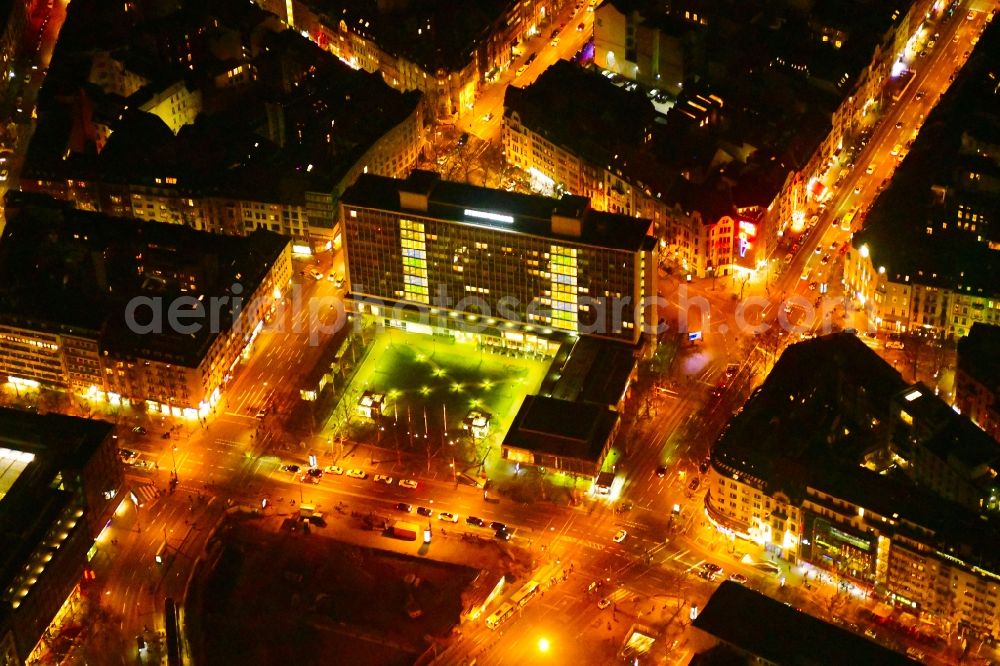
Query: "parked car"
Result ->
[[307, 468, 323, 478], [466, 516, 486, 527], [374, 474, 393, 485], [655, 465, 667, 478], [346, 469, 367, 479], [613, 529, 627, 543], [131, 426, 147, 435], [489, 521, 507, 532], [597, 598, 612, 609], [699, 459, 710, 474], [281, 464, 300, 473], [395, 502, 413, 512], [729, 573, 749, 584], [417, 506, 434, 517], [399, 479, 418, 489], [688, 477, 701, 491], [438, 512, 459, 523], [324, 465, 344, 475]]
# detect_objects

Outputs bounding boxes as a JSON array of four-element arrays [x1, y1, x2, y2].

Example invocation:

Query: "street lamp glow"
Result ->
[[537, 637, 550, 653]]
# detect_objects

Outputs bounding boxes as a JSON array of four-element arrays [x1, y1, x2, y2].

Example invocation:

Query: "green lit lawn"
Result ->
[[329, 328, 551, 456]]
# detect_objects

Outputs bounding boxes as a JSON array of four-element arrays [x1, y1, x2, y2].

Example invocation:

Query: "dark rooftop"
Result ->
[[550, 336, 638, 406], [503, 395, 618, 463], [0, 192, 288, 367], [693, 582, 912, 666], [958, 323, 1000, 394], [853, 18, 1000, 294], [714, 333, 1000, 569], [341, 171, 654, 252]]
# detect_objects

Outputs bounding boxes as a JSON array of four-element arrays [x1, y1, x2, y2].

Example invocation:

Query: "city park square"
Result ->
[[323, 324, 554, 474]]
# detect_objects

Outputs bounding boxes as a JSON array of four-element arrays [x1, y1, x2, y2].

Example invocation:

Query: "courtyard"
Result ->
[[324, 326, 553, 469]]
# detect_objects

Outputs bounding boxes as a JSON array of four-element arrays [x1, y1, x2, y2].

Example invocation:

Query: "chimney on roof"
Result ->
[[398, 170, 440, 212], [551, 195, 589, 237]]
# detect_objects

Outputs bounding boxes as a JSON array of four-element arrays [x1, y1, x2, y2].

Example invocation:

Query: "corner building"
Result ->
[[340, 171, 657, 347]]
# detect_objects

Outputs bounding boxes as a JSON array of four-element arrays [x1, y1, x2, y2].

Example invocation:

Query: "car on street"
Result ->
[[308, 269, 323, 281], [613, 529, 627, 543], [702, 562, 723, 574], [307, 468, 323, 478], [577, 22, 585, 31], [374, 474, 393, 484], [399, 479, 418, 489], [299, 473, 319, 484], [698, 569, 718, 581], [550, 37, 559, 46], [466, 516, 486, 527], [281, 464, 300, 473], [587, 580, 604, 593], [655, 465, 667, 477], [118, 448, 137, 461], [255, 407, 267, 419], [820, 254, 830, 264], [395, 502, 412, 512], [854, 184, 863, 195], [906, 647, 926, 660], [438, 512, 459, 522], [0, 169, 8, 182], [516, 65, 527, 77], [458, 132, 469, 146], [324, 465, 343, 475], [814, 245, 822, 254], [699, 459, 710, 474], [915, 90, 925, 99], [417, 506, 434, 517], [967, 10, 975, 20], [865, 163, 875, 174], [895, 120, 904, 129], [729, 573, 749, 584], [346, 469, 366, 479], [688, 477, 701, 491], [490, 521, 506, 531], [481, 112, 493, 122], [131, 426, 147, 435], [597, 598, 612, 609], [495, 528, 512, 540]]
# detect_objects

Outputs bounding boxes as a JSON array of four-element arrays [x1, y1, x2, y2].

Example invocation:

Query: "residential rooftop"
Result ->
[[309, 0, 516, 73], [503, 395, 619, 463], [24, 0, 421, 210], [693, 581, 912, 665], [853, 18, 1000, 294], [0, 192, 288, 367], [958, 323, 1000, 394], [713, 333, 1000, 569], [340, 171, 655, 252]]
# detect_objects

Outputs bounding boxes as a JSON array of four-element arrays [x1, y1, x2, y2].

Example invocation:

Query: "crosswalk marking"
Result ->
[[131, 483, 159, 507]]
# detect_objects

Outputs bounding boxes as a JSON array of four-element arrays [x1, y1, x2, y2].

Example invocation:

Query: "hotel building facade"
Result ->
[[340, 171, 657, 349]]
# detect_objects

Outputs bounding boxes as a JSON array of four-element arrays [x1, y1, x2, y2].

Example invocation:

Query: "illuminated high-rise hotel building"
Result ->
[[340, 171, 657, 347]]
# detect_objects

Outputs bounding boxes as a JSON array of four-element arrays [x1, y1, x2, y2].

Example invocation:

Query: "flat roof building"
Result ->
[[501, 395, 620, 478], [340, 170, 657, 347], [0, 408, 123, 665]]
